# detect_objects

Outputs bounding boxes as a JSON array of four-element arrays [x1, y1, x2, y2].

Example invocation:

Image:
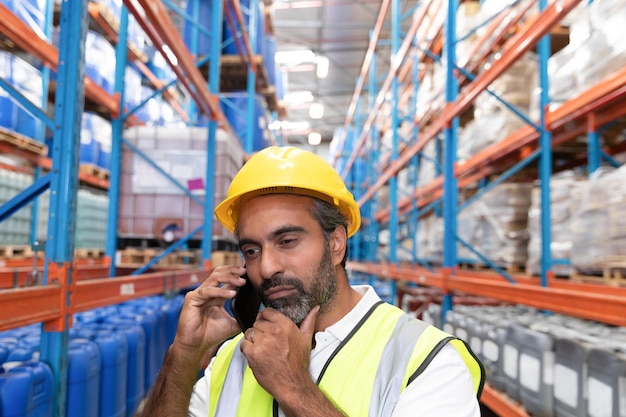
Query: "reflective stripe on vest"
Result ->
[[209, 301, 484, 417]]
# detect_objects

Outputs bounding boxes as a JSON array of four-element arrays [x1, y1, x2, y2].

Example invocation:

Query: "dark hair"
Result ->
[[309, 197, 350, 268]]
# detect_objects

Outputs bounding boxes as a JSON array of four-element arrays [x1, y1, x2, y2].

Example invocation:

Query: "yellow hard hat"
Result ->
[[215, 146, 361, 237]]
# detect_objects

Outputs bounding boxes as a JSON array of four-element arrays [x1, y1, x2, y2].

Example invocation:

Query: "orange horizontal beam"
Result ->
[[481, 384, 529, 417], [0, 285, 62, 331], [72, 269, 208, 312], [348, 262, 626, 327]]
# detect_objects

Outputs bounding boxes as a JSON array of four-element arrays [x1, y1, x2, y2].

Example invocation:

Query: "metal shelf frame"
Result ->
[[338, 2, 626, 415], [0, 0, 270, 414]]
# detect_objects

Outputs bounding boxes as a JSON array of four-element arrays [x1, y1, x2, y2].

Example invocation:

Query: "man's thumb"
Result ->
[[300, 305, 321, 338]]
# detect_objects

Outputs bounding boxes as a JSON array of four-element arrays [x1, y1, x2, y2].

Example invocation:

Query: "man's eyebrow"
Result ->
[[238, 225, 307, 248], [268, 225, 307, 240]]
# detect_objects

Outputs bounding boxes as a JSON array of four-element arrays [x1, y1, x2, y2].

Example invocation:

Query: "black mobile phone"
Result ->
[[230, 274, 262, 332]]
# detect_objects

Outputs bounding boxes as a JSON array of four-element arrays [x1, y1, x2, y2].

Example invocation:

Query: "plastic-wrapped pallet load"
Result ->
[[458, 53, 536, 162], [119, 126, 243, 244], [526, 172, 586, 276], [455, 1, 481, 67], [458, 183, 533, 269], [571, 165, 626, 275], [535, 0, 626, 119]]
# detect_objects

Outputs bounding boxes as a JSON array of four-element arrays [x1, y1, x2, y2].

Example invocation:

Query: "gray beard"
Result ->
[[259, 245, 337, 325]]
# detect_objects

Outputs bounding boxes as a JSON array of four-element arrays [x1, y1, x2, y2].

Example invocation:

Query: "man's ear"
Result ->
[[329, 226, 347, 266]]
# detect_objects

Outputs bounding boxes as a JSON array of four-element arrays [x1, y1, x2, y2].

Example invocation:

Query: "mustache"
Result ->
[[259, 276, 305, 293]]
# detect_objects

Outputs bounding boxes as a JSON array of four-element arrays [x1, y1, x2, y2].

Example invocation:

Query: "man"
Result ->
[[138, 146, 484, 417]]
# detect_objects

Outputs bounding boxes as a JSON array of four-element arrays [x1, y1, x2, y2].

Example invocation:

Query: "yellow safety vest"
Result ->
[[209, 301, 484, 417]]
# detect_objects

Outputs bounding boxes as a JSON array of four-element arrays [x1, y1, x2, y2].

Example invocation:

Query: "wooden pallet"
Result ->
[[458, 261, 525, 275], [0, 128, 48, 156], [211, 250, 242, 267], [0, 245, 34, 258], [75, 248, 105, 259], [571, 258, 626, 286], [118, 248, 199, 266], [79, 163, 110, 181]]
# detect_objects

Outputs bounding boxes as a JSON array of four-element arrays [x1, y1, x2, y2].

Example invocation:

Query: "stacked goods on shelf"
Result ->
[[81, 112, 113, 171], [37, 187, 109, 250], [0, 51, 44, 140], [0, 295, 183, 417], [570, 164, 626, 276], [542, 0, 626, 118], [425, 304, 626, 417], [455, 1, 481, 67], [124, 66, 143, 114], [120, 126, 243, 246], [328, 126, 358, 178], [0, 166, 32, 245], [0, 0, 46, 36], [417, 138, 438, 188], [526, 172, 586, 277], [220, 93, 273, 152], [417, 183, 532, 268], [458, 53, 536, 162], [463, 0, 536, 68]]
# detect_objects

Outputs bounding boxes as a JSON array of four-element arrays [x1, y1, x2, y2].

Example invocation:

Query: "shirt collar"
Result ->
[[321, 285, 382, 341]]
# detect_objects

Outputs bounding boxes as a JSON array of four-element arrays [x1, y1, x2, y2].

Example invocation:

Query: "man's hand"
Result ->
[[174, 265, 246, 360], [240, 306, 345, 416], [241, 305, 320, 395]]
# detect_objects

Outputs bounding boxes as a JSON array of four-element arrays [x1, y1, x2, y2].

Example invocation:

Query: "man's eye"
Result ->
[[280, 238, 297, 246], [244, 248, 260, 257]]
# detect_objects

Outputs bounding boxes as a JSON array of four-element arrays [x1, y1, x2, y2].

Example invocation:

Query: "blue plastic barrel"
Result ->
[[80, 113, 100, 165], [183, 0, 213, 57], [0, 361, 54, 417], [161, 296, 183, 347], [221, 93, 269, 152], [100, 320, 146, 417], [83, 112, 112, 171], [0, 52, 17, 132], [85, 31, 116, 95], [108, 310, 159, 393], [0, 0, 47, 34], [11, 55, 43, 140], [94, 331, 128, 417], [222, 0, 264, 56], [6, 343, 38, 363], [66, 339, 101, 417]]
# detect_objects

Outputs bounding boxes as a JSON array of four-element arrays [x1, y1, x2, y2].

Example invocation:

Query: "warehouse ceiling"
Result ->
[[269, 0, 415, 148]]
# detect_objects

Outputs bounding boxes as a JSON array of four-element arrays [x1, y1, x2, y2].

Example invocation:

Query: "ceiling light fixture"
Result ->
[[275, 49, 316, 65], [283, 90, 314, 103], [309, 103, 324, 119], [316, 56, 329, 78], [308, 132, 322, 146], [268, 120, 311, 131]]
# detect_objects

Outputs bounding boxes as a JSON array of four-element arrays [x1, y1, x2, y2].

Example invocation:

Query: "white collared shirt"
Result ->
[[188, 285, 480, 417]]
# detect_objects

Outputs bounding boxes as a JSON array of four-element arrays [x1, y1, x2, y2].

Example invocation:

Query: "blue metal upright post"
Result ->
[[39, 0, 88, 415], [367, 51, 379, 286], [187, 0, 201, 123], [388, 0, 401, 304], [442, 0, 459, 322], [202, 0, 224, 263], [353, 97, 363, 262], [588, 115, 601, 173], [538, 0, 553, 287], [107, 6, 130, 277], [246, 0, 259, 154], [411, 33, 420, 264]]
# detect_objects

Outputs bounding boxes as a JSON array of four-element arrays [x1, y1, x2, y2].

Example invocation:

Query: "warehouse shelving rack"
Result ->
[[335, 0, 626, 415], [0, 0, 271, 414]]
